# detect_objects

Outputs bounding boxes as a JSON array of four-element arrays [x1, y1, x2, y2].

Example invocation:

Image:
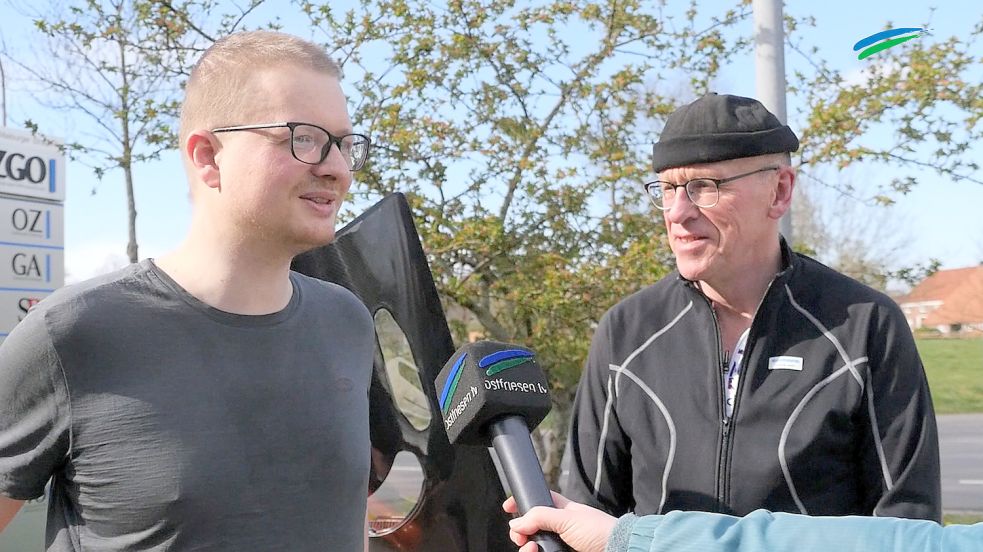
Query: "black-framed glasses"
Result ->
[[211, 122, 371, 171], [644, 165, 779, 210]]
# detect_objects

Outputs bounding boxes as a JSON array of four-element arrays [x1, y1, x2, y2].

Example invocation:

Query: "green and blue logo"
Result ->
[[478, 349, 534, 377], [439, 353, 468, 415], [853, 28, 927, 60], [438, 349, 535, 414]]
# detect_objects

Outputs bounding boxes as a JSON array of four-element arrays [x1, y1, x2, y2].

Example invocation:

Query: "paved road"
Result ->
[[371, 420, 983, 515], [939, 413, 983, 513]]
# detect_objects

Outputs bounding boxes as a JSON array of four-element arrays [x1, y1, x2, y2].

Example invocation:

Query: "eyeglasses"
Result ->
[[644, 166, 779, 210], [211, 122, 371, 171]]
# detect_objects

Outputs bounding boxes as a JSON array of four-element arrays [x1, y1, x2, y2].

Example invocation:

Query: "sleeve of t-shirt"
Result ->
[[0, 308, 71, 500]]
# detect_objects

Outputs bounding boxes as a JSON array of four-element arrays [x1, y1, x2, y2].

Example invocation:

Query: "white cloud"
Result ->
[[64, 243, 130, 284], [63, 233, 178, 285], [842, 59, 906, 88]]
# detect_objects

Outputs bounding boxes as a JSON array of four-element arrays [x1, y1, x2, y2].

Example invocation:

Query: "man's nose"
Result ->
[[312, 143, 350, 178], [665, 187, 700, 224]]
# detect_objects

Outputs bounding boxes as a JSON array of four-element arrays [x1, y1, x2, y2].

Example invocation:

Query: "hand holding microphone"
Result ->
[[504, 491, 617, 552]]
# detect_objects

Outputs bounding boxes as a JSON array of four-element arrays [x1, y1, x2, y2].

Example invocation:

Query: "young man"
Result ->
[[0, 31, 375, 550], [561, 93, 940, 521]]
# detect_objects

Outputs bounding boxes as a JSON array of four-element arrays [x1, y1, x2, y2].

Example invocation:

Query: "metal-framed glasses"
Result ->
[[644, 166, 779, 210], [211, 122, 371, 171]]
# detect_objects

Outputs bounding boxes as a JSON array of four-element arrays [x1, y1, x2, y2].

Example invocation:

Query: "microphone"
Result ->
[[435, 341, 569, 552]]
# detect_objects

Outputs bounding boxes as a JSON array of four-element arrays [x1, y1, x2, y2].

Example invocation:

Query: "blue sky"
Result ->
[[1, 0, 981, 284]]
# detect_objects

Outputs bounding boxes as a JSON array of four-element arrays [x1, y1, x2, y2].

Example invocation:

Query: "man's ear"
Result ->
[[186, 130, 222, 190], [768, 165, 795, 220]]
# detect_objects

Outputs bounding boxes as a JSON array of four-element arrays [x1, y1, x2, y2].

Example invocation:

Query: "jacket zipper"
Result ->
[[719, 333, 754, 507], [704, 276, 781, 511], [701, 294, 728, 510]]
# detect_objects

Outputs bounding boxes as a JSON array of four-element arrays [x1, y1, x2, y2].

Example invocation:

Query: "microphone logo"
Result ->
[[479, 349, 534, 376]]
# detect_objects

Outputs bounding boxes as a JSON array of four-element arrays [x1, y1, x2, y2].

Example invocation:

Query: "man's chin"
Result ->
[[289, 229, 337, 256], [675, 259, 711, 282], [303, 234, 336, 252]]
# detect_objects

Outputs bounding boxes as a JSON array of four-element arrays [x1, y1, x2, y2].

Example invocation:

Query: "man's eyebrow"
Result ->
[[310, 123, 354, 135]]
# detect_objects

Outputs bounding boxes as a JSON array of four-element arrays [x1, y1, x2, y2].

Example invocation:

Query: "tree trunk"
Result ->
[[118, 26, 138, 264], [124, 161, 138, 263]]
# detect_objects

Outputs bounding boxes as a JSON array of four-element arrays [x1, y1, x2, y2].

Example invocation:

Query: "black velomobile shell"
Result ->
[[292, 193, 514, 552]]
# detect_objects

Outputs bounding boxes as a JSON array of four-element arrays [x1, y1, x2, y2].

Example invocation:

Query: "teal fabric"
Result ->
[[619, 510, 981, 552]]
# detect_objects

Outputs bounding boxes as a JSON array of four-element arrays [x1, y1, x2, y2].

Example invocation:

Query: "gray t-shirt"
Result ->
[[0, 260, 374, 551]]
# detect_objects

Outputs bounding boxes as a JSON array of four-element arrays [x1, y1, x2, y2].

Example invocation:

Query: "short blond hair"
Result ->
[[179, 31, 342, 143]]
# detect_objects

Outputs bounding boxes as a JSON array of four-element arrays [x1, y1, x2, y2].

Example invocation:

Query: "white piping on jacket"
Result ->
[[608, 365, 678, 515], [591, 301, 691, 510], [785, 285, 864, 388], [784, 283, 895, 512], [865, 364, 895, 495], [778, 356, 868, 514], [592, 374, 617, 499]]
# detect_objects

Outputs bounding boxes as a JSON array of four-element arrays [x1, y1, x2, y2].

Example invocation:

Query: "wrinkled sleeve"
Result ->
[[857, 300, 941, 521], [618, 510, 977, 552], [561, 311, 633, 515], [0, 309, 71, 500]]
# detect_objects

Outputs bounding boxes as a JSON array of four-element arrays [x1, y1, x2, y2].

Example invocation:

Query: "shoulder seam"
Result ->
[[39, 310, 73, 464]]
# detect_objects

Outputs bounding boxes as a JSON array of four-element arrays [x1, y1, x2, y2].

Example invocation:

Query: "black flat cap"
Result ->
[[652, 93, 799, 173]]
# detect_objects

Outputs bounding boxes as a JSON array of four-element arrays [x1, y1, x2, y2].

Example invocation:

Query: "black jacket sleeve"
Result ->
[[560, 312, 634, 515], [857, 300, 941, 522]]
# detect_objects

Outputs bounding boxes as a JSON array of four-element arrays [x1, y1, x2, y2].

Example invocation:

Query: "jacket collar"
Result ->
[[776, 234, 797, 278]]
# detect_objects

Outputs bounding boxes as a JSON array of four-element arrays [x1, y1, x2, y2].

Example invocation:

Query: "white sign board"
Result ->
[[0, 127, 66, 202], [0, 128, 65, 343], [0, 243, 64, 290], [0, 243, 63, 338], [0, 196, 64, 248]]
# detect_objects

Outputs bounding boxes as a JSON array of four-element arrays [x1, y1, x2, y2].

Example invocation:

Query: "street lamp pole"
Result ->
[[753, 0, 792, 241]]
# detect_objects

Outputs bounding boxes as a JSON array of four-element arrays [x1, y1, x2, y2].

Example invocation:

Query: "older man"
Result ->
[[0, 31, 374, 550], [561, 93, 940, 521]]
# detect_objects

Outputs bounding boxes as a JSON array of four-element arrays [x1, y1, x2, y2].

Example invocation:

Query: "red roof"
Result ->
[[898, 265, 983, 326]]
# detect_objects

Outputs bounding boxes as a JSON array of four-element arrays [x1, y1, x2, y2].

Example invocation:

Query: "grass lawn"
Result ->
[[944, 513, 983, 525], [916, 338, 983, 414]]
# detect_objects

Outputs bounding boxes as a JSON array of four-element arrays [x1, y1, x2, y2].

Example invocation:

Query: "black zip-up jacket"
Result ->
[[561, 242, 941, 522]]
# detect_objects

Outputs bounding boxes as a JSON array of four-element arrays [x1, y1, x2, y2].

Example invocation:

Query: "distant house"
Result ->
[[897, 265, 983, 334]]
